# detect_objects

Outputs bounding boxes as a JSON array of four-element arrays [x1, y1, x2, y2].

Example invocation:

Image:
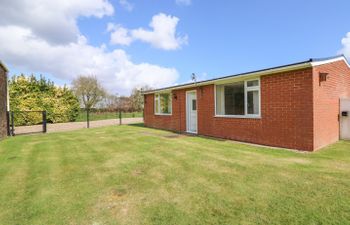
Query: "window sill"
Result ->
[[214, 115, 261, 119], [155, 113, 172, 116]]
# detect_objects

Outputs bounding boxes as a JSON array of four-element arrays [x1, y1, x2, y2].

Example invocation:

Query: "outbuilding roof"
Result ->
[[143, 55, 349, 94]]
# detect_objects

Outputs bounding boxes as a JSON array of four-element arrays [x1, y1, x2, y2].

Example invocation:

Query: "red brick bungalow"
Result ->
[[143, 55, 350, 151]]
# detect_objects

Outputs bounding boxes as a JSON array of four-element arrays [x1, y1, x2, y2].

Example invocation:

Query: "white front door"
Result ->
[[186, 91, 197, 133], [340, 99, 350, 140]]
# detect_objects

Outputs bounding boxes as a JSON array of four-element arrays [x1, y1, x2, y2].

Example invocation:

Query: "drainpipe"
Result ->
[[179, 91, 181, 132]]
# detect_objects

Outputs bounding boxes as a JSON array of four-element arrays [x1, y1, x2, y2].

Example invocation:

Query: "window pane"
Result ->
[[192, 99, 196, 110], [224, 82, 245, 115], [160, 93, 172, 114], [247, 80, 259, 87], [216, 85, 225, 115], [168, 95, 172, 113], [155, 95, 159, 113], [247, 90, 259, 115]]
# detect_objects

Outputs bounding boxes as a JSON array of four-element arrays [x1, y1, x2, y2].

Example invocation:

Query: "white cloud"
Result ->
[[0, 26, 178, 94], [107, 23, 133, 46], [0, 0, 114, 44], [132, 13, 188, 50], [108, 13, 188, 50], [339, 32, 350, 60], [0, 1, 180, 95], [119, 0, 134, 11], [175, 0, 192, 6]]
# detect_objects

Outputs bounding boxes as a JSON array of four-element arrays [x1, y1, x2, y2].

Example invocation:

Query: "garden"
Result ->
[[0, 124, 349, 224]]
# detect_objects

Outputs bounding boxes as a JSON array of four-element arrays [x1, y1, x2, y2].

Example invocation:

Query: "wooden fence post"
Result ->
[[10, 111, 15, 136], [42, 111, 47, 133], [87, 109, 90, 128], [6, 111, 10, 136]]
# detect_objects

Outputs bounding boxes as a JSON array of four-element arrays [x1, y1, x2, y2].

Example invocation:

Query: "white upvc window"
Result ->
[[154, 92, 172, 115], [215, 78, 260, 118]]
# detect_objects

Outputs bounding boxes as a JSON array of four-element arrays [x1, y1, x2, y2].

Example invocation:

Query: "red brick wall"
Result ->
[[144, 90, 187, 132], [144, 68, 315, 151], [198, 68, 314, 151], [312, 60, 350, 150], [0, 66, 7, 139]]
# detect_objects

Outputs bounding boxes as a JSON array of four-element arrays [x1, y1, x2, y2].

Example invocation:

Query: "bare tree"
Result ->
[[130, 88, 142, 112], [72, 75, 106, 127], [102, 93, 119, 111], [116, 96, 132, 112], [130, 85, 152, 112]]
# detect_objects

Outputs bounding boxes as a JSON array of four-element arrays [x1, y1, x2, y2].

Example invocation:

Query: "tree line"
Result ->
[[9, 74, 149, 125]]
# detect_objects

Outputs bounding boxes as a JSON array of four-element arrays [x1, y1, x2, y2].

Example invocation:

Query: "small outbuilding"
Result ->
[[143, 55, 350, 151], [0, 61, 8, 139]]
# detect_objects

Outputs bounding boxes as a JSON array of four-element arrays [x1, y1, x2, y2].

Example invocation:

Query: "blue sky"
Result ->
[[1, 0, 350, 94], [79, 0, 350, 79]]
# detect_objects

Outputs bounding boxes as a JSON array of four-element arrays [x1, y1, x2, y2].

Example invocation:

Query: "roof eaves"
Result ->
[[310, 55, 350, 68], [143, 59, 313, 94], [0, 61, 8, 72], [309, 54, 345, 62]]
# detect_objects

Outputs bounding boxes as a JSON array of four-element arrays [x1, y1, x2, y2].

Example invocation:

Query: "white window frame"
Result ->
[[214, 78, 261, 119], [154, 92, 172, 116]]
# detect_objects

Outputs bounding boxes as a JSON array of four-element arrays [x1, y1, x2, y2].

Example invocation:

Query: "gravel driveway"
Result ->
[[13, 117, 143, 135]]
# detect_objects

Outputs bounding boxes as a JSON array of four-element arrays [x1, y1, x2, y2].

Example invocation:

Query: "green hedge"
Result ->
[[9, 75, 80, 126]]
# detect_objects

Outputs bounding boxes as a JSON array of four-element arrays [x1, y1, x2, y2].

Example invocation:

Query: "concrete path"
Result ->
[[14, 118, 143, 135]]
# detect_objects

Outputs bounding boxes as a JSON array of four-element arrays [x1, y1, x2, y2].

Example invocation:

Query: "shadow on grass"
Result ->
[[127, 123, 228, 142], [127, 123, 145, 128], [12, 131, 45, 137]]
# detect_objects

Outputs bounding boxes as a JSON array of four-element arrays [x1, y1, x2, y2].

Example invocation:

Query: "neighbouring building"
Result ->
[[143, 55, 350, 151], [0, 61, 8, 139]]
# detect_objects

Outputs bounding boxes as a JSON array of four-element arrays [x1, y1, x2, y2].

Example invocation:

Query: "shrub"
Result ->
[[9, 74, 80, 126]]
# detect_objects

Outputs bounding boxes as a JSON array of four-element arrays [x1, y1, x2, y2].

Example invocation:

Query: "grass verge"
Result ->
[[0, 125, 349, 224]]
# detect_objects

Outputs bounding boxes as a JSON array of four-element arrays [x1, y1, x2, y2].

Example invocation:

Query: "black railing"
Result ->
[[6, 109, 143, 136], [75, 109, 142, 127], [7, 111, 47, 136]]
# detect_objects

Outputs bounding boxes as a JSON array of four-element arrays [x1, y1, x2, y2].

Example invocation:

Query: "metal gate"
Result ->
[[7, 111, 47, 136], [340, 99, 350, 140]]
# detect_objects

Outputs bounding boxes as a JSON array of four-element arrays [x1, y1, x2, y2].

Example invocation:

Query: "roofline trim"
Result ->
[[143, 62, 312, 94], [143, 55, 349, 94], [310, 55, 350, 68]]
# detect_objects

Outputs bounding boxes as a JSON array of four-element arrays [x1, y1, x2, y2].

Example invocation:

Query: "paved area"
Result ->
[[14, 118, 143, 135]]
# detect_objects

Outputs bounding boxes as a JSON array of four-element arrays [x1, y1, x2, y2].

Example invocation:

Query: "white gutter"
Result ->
[[143, 55, 350, 95], [143, 61, 313, 94], [310, 56, 350, 68]]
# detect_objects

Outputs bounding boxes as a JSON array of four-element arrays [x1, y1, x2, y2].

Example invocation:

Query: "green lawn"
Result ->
[[75, 111, 143, 122], [0, 125, 350, 225]]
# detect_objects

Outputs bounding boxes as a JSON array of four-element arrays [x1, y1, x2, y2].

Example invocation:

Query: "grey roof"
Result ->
[[143, 55, 348, 94]]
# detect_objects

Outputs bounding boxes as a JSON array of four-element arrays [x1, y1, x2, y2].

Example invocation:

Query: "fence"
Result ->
[[6, 109, 143, 136], [75, 109, 143, 128], [7, 111, 47, 136], [76, 109, 142, 121]]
